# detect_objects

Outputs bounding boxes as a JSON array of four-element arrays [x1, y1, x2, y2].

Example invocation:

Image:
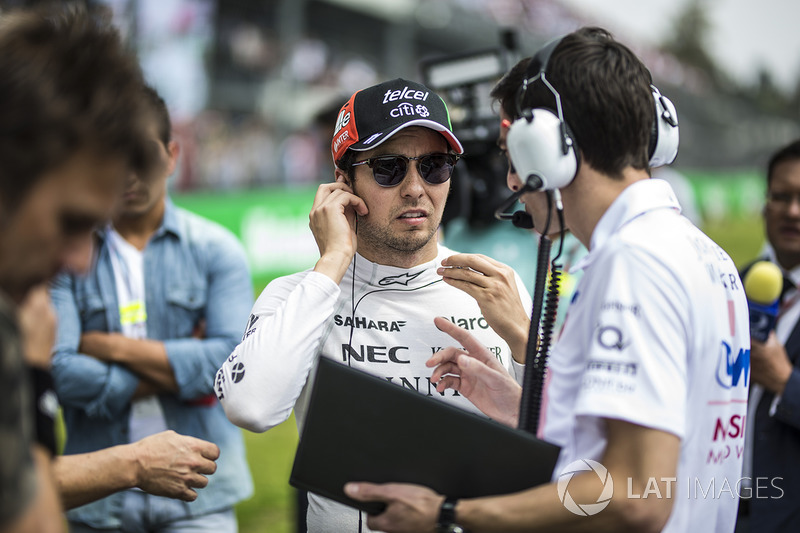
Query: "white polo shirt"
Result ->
[[542, 179, 750, 533]]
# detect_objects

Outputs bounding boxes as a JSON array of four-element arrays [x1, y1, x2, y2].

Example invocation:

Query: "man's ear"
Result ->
[[334, 167, 350, 187], [166, 140, 180, 176]]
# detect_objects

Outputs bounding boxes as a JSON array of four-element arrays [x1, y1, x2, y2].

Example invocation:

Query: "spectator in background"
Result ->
[[737, 139, 800, 532], [50, 85, 254, 533]]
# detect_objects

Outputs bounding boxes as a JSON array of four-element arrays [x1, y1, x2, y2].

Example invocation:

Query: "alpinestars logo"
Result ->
[[379, 271, 423, 286]]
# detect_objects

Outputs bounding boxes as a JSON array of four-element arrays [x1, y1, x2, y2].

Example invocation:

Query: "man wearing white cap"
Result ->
[[216, 78, 533, 532]]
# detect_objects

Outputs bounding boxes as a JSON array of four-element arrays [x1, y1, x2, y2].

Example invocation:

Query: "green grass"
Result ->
[[235, 414, 300, 533]]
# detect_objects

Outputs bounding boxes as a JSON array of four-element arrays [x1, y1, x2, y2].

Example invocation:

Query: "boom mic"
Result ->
[[743, 261, 784, 342], [494, 175, 543, 229]]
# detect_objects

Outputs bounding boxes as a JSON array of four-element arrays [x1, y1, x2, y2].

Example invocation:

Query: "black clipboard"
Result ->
[[289, 357, 561, 515]]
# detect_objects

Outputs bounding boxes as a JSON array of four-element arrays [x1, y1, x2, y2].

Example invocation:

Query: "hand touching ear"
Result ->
[[309, 180, 368, 284]]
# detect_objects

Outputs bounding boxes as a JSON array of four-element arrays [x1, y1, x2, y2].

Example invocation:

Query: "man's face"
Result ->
[[117, 122, 177, 220], [0, 150, 126, 303], [765, 158, 800, 270], [498, 110, 563, 235], [348, 127, 451, 266]]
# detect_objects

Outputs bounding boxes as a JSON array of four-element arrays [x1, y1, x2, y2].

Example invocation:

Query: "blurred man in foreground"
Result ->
[[0, 6, 221, 532]]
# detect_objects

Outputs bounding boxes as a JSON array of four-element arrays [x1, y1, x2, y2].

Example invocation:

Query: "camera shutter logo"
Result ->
[[557, 459, 614, 516]]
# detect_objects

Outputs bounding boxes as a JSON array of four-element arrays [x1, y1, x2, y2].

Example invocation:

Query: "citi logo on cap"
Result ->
[[382, 86, 429, 104]]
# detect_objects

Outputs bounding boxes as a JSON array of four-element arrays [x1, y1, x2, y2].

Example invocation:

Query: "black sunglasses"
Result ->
[[351, 153, 459, 187]]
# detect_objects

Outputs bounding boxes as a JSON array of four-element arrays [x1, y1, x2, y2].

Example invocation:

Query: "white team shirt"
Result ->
[[542, 179, 750, 533], [216, 244, 530, 532]]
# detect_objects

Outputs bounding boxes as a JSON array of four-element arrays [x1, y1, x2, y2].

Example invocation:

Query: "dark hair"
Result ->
[[143, 85, 172, 147], [0, 4, 151, 212], [490, 56, 532, 123], [334, 149, 356, 179], [767, 139, 800, 187], [491, 27, 654, 178]]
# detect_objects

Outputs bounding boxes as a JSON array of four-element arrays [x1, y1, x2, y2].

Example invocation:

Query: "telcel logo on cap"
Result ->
[[382, 86, 429, 104]]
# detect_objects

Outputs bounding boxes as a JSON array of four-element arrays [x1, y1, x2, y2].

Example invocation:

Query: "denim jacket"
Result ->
[[50, 200, 254, 528]]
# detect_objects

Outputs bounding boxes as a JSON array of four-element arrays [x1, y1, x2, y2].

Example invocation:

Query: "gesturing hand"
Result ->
[[438, 253, 530, 362], [132, 430, 219, 502], [428, 317, 521, 427]]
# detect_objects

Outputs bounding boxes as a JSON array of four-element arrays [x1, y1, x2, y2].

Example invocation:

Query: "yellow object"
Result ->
[[743, 261, 783, 304], [119, 300, 146, 326]]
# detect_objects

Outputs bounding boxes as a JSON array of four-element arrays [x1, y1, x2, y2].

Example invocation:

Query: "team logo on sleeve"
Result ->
[[214, 370, 225, 400], [242, 314, 259, 340], [231, 362, 246, 384]]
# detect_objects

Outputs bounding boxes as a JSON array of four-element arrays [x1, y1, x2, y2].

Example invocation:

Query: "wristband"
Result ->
[[27, 366, 58, 455], [436, 497, 466, 533]]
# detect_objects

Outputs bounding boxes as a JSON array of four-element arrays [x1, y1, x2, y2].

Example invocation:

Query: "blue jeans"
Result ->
[[68, 490, 237, 533]]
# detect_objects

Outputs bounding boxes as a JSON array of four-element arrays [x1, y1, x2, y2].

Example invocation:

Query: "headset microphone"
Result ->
[[494, 175, 543, 229]]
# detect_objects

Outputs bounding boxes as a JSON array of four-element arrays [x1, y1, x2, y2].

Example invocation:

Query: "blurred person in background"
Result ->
[[216, 78, 533, 532], [737, 138, 800, 532], [50, 85, 254, 533]]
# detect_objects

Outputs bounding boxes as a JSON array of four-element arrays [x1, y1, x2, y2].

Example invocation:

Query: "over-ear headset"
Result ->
[[506, 36, 680, 192]]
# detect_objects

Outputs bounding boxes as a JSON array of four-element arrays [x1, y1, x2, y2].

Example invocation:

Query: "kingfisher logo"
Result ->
[[716, 341, 750, 389], [379, 271, 423, 286]]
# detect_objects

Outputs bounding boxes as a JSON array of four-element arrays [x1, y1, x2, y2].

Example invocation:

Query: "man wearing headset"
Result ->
[[345, 27, 750, 533], [216, 78, 533, 532]]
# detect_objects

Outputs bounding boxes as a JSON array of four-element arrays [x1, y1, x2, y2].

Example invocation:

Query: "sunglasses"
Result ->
[[351, 153, 459, 187]]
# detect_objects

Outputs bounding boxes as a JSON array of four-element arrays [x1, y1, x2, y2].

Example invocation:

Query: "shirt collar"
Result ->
[[572, 178, 681, 271], [96, 198, 181, 242], [352, 245, 447, 287], [158, 198, 181, 239]]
